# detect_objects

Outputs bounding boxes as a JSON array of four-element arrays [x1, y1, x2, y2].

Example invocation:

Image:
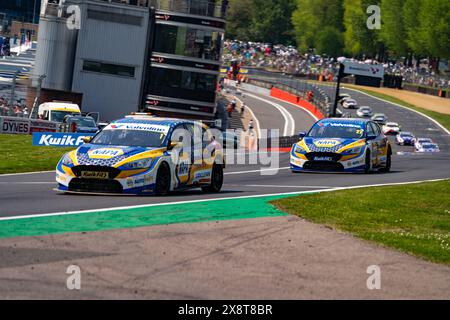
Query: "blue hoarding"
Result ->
[[32, 132, 95, 147]]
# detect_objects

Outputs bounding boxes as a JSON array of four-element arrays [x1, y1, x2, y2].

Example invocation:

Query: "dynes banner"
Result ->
[[32, 132, 95, 147], [0, 117, 58, 134]]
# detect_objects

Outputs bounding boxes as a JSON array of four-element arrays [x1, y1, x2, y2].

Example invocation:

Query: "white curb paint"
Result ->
[[0, 178, 448, 222]]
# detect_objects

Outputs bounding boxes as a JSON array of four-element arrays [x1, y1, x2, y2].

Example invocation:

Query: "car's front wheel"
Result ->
[[202, 163, 223, 193], [364, 150, 372, 174], [155, 162, 171, 196]]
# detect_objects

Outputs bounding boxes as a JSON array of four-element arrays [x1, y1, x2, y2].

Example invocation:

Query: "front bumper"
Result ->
[[290, 152, 366, 172], [56, 164, 158, 195]]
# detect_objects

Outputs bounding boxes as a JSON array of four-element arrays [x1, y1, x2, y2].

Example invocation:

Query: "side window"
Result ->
[[366, 123, 375, 137], [371, 122, 381, 136]]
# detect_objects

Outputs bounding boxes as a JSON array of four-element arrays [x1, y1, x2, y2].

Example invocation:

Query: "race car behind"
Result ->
[[396, 132, 415, 145], [382, 122, 401, 135], [290, 118, 392, 173]]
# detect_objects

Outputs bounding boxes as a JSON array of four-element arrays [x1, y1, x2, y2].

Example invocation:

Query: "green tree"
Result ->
[[251, 0, 297, 45], [343, 0, 381, 58], [316, 26, 344, 57], [403, 0, 426, 57], [419, 0, 450, 59], [225, 0, 255, 41], [292, 0, 344, 52], [380, 0, 408, 57]]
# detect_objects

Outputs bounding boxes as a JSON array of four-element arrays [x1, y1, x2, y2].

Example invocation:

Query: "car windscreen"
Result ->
[[422, 143, 437, 148], [73, 118, 96, 127], [308, 122, 365, 139], [90, 129, 166, 147], [51, 111, 78, 123]]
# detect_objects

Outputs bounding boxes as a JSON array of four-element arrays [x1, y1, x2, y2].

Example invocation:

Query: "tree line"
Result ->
[[226, 0, 450, 65]]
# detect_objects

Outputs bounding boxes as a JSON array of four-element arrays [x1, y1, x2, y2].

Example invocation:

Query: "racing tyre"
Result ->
[[364, 150, 372, 174], [202, 163, 223, 193], [380, 148, 392, 173], [155, 162, 171, 196]]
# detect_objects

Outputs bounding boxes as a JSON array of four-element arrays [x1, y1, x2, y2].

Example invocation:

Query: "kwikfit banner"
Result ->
[[32, 132, 95, 147]]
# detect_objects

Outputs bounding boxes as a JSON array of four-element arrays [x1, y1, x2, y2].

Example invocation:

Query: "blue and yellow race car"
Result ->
[[290, 118, 392, 173], [56, 115, 224, 195]]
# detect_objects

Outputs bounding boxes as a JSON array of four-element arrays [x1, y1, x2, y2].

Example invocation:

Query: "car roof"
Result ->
[[319, 118, 369, 125], [114, 117, 197, 127]]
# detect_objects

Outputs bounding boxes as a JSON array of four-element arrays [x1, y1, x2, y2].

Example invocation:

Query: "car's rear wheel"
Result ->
[[202, 163, 223, 193], [155, 162, 170, 196], [380, 147, 392, 172], [364, 150, 371, 174]]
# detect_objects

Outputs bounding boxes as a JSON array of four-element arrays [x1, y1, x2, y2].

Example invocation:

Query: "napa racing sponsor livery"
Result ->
[[56, 116, 224, 195], [290, 118, 392, 173]]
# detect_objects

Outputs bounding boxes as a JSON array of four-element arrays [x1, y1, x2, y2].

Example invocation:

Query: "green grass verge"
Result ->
[[343, 85, 450, 132], [0, 134, 74, 174], [271, 180, 450, 265]]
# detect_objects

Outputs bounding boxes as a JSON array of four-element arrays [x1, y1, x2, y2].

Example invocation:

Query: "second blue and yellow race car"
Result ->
[[290, 118, 392, 173]]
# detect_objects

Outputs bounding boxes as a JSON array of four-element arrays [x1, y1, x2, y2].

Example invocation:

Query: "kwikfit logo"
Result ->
[[38, 134, 86, 146]]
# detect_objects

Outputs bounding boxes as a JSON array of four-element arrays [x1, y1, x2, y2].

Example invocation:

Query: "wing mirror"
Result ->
[[82, 137, 92, 143], [366, 135, 377, 141], [298, 131, 306, 141], [168, 141, 184, 150]]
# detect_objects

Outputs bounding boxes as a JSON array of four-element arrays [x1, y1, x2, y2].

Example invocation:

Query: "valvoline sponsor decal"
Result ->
[[88, 148, 124, 159], [32, 132, 95, 147], [313, 139, 341, 148]]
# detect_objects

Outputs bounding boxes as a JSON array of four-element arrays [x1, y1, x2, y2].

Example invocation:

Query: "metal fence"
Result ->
[[246, 75, 333, 118]]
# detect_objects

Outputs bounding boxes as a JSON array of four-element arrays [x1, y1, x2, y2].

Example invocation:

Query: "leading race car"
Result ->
[[56, 116, 225, 195], [290, 118, 392, 173]]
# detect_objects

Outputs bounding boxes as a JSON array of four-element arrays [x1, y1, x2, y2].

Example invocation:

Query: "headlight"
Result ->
[[294, 145, 307, 154], [124, 158, 153, 169], [344, 146, 363, 154], [61, 153, 73, 166]]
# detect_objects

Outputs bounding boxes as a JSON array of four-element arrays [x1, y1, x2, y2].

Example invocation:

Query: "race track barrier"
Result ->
[[0, 116, 58, 135], [270, 87, 325, 120]]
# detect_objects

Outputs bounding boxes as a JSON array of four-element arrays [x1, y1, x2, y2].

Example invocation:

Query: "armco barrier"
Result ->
[[270, 87, 325, 120]]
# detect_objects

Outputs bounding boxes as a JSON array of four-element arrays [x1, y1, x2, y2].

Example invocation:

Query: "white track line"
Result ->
[[0, 178, 448, 222], [0, 182, 54, 184], [342, 86, 450, 136], [225, 167, 290, 175], [267, 95, 320, 121], [244, 184, 333, 188], [0, 170, 53, 177], [245, 93, 296, 136], [232, 95, 262, 139]]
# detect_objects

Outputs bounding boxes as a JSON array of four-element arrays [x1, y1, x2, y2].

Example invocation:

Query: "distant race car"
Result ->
[[56, 116, 225, 195], [382, 122, 401, 135], [290, 118, 392, 173], [414, 138, 433, 150], [371, 113, 388, 125], [416, 143, 440, 153], [356, 106, 373, 118], [342, 99, 358, 109], [396, 132, 415, 145]]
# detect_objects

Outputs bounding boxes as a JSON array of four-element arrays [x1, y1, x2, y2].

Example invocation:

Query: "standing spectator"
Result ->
[[248, 119, 254, 133], [240, 103, 245, 115]]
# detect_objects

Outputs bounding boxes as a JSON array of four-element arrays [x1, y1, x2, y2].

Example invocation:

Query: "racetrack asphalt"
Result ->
[[0, 89, 449, 219]]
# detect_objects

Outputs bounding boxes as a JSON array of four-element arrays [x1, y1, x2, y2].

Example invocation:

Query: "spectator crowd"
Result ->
[[222, 40, 450, 89], [0, 96, 28, 117]]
